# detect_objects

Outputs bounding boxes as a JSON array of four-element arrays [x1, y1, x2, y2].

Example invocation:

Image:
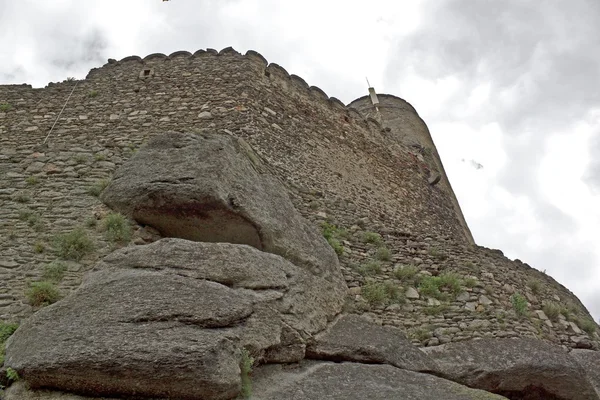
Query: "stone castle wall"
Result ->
[[348, 94, 474, 244], [0, 47, 597, 349]]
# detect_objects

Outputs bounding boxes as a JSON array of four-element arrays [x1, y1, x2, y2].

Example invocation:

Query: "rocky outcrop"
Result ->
[[3, 382, 114, 399], [97, 239, 345, 336], [306, 314, 436, 372], [251, 361, 508, 400], [5, 239, 345, 399], [570, 349, 600, 396], [100, 132, 341, 280], [422, 338, 598, 400]]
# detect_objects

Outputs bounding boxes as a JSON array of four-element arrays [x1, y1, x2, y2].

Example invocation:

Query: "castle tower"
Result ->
[[348, 92, 475, 245]]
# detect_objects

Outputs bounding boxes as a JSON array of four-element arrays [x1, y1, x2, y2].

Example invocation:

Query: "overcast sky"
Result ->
[[1, 0, 599, 321]]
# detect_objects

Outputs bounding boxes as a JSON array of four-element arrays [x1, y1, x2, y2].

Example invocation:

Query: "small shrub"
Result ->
[[362, 231, 382, 245], [239, 348, 254, 399], [85, 216, 98, 228], [496, 311, 506, 324], [428, 247, 448, 260], [423, 304, 449, 315], [321, 222, 337, 239], [375, 246, 392, 261], [0, 322, 18, 341], [6, 367, 19, 382], [383, 281, 404, 304], [25, 176, 39, 185], [394, 264, 419, 282], [0, 321, 18, 365], [88, 90, 98, 98], [542, 302, 561, 322], [18, 209, 32, 221], [19, 210, 41, 229], [103, 212, 132, 243], [419, 276, 444, 300], [465, 277, 478, 288], [463, 261, 476, 270], [321, 222, 346, 256], [511, 293, 528, 317], [362, 282, 388, 306], [94, 153, 107, 161], [42, 261, 67, 283], [74, 154, 88, 164], [418, 273, 463, 300], [33, 241, 45, 253], [0, 103, 12, 112], [88, 178, 110, 197], [14, 193, 30, 203], [27, 281, 61, 307], [409, 327, 433, 342], [359, 260, 382, 276], [327, 237, 344, 256], [579, 319, 597, 335], [527, 279, 541, 295], [321, 222, 349, 240], [439, 273, 463, 294], [54, 228, 94, 260], [66, 77, 76, 81], [484, 285, 494, 295]]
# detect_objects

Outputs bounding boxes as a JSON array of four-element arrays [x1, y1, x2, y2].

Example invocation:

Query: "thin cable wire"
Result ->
[[43, 80, 79, 144]]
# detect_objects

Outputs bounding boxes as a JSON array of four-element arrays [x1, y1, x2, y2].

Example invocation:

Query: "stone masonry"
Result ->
[[0, 47, 598, 352]]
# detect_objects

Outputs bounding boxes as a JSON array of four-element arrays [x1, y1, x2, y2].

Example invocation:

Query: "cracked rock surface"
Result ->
[[251, 361, 508, 400], [422, 338, 598, 400], [100, 132, 343, 281], [5, 239, 345, 399]]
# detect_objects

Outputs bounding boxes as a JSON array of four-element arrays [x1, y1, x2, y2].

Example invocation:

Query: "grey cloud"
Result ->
[[49, 28, 108, 70], [386, 0, 600, 133], [585, 128, 600, 191]]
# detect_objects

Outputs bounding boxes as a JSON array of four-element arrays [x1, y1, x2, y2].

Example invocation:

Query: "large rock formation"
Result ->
[[4, 131, 352, 399], [422, 338, 598, 399], [306, 314, 436, 372], [100, 132, 340, 279], [5, 239, 345, 399]]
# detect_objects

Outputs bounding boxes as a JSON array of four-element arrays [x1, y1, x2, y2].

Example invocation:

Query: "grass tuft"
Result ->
[[362, 231, 383, 245], [579, 318, 597, 335], [88, 179, 110, 197], [527, 279, 541, 295], [394, 264, 419, 282], [358, 260, 382, 276], [240, 348, 254, 399], [362, 281, 403, 306], [54, 228, 94, 260], [42, 261, 67, 283], [0, 322, 18, 365], [25, 176, 39, 185], [103, 212, 132, 243], [511, 293, 528, 318], [418, 273, 463, 300], [6, 367, 19, 382], [321, 222, 347, 256], [26, 281, 61, 307], [375, 246, 392, 261], [542, 302, 561, 322]]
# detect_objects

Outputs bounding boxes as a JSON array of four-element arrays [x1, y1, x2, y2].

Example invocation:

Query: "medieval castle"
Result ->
[[0, 47, 599, 399]]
